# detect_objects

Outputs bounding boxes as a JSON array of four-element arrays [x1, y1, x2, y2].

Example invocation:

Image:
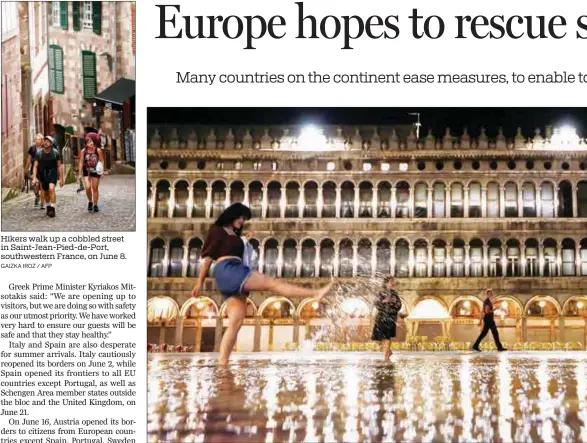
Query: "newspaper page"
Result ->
[[3, 0, 587, 443]]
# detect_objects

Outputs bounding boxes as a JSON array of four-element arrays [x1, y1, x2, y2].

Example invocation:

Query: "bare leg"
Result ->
[[243, 271, 333, 299], [40, 187, 45, 205], [91, 177, 100, 205], [218, 296, 246, 366], [84, 177, 92, 202], [381, 340, 391, 360], [48, 184, 56, 204]]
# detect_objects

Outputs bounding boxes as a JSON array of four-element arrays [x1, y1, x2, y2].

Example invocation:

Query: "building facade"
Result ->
[[146, 124, 587, 352], [48, 1, 135, 165]]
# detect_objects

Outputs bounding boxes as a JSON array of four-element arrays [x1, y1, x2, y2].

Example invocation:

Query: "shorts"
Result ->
[[83, 168, 101, 179], [39, 169, 58, 191], [213, 258, 253, 298]]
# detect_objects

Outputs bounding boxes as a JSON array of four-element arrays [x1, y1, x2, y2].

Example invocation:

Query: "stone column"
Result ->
[[536, 186, 542, 218], [549, 318, 556, 342], [539, 245, 544, 277], [464, 187, 470, 218], [446, 244, 453, 277], [195, 316, 203, 352], [483, 244, 489, 277], [175, 317, 184, 346], [223, 190, 230, 213], [521, 316, 528, 342], [554, 186, 560, 218], [181, 245, 189, 278], [371, 189, 378, 219], [445, 187, 451, 218], [515, 317, 522, 342], [572, 183, 579, 218], [187, 186, 194, 218], [168, 186, 176, 218], [205, 186, 212, 218], [296, 245, 303, 277], [354, 187, 360, 218], [258, 246, 265, 274], [427, 186, 433, 218], [253, 316, 261, 352], [520, 245, 526, 277], [558, 316, 565, 342], [268, 321, 274, 351], [371, 245, 377, 277], [576, 245, 582, 277], [499, 186, 505, 218], [159, 323, 166, 346], [427, 244, 433, 277], [298, 187, 305, 219], [408, 187, 415, 219], [261, 185, 268, 218], [464, 245, 470, 277], [315, 245, 321, 277], [243, 184, 250, 207], [481, 186, 487, 218], [501, 245, 507, 277], [518, 186, 524, 218], [163, 244, 170, 277], [390, 245, 396, 277], [333, 245, 340, 277], [280, 186, 286, 218], [352, 245, 359, 277], [391, 188, 397, 219], [214, 315, 223, 352], [150, 188, 157, 218], [335, 186, 342, 218], [293, 316, 300, 346], [277, 245, 284, 277], [557, 246, 563, 277], [409, 246, 415, 278], [317, 186, 323, 218]]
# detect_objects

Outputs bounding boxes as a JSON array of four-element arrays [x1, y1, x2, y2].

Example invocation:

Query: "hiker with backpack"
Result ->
[[78, 132, 105, 213], [25, 133, 45, 209], [32, 136, 64, 218]]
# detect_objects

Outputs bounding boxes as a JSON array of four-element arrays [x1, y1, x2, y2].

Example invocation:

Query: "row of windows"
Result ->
[[148, 237, 587, 279], [48, 45, 96, 98], [148, 179, 587, 219], [51, 2, 101, 34], [151, 159, 587, 172]]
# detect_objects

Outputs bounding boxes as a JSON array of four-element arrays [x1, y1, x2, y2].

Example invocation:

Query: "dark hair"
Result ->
[[85, 132, 101, 148], [383, 276, 395, 288], [214, 203, 252, 235]]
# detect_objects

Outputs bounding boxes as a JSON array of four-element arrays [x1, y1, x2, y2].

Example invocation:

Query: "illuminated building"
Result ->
[[147, 122, 587, 351]]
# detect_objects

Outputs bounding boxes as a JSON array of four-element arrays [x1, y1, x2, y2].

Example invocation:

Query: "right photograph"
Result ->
[[147, 108, 587, 443]]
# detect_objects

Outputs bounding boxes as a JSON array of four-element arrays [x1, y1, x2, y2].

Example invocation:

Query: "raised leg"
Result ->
[[243, 271, 332, 299], [218, 296, 247, 366], [91, 177, 100, 204]]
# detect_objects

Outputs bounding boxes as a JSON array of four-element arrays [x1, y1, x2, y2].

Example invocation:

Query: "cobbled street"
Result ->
[[1, 175, 136, 231]]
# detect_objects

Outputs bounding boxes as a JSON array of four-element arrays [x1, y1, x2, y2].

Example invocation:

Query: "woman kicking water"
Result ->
[[371, 277, 402, 360], [192, 203, 333, 365]]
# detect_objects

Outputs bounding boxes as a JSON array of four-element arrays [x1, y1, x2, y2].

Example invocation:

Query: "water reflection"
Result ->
[[148, 353, 587, 443]]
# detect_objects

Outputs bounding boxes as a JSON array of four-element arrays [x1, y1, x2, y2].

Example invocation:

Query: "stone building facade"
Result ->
[[146, 124, 587, 352], [48, 1, 135, 163]]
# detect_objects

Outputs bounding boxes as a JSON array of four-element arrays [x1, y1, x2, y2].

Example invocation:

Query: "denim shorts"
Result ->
[[214, 258, 253, 298]]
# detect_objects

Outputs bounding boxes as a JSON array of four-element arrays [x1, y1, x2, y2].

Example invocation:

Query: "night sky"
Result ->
[[147, 107, 587, 137]]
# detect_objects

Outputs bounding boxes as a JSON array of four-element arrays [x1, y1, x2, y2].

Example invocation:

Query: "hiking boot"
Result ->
[[40, 203, 45, 210], [87, 201, 94, 212], [46, 206, 51, 216], [93, 204, 100, 212], [48, 206, 56, 218]]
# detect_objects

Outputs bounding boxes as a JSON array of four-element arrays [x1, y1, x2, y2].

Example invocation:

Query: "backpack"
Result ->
[[84, 148, 100, 170]]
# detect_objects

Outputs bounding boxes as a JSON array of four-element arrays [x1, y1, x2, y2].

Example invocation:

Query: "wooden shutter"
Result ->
[[60, 1, 68, 29], [92, 2, 101, 35], [81, 51, 97, 99], [131, 4, 136, 53], [49, 45, 64, 93], [72, 2, 80, 31]]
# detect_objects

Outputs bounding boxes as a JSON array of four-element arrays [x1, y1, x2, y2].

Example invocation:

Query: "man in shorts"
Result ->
[[25, 133, 45, 208], [32, 136, 64, 218]]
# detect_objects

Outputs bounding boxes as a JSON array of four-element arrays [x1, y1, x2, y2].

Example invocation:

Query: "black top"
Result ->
[[201, 225, 244, 260], [35, 148, 60, 171], [28, 146, 39, 171], [375, 289, 402, 317], [483, 297, 494, 320]]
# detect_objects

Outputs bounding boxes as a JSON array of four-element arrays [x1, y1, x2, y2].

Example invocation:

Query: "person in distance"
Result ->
[[78, 132, 105, 212]]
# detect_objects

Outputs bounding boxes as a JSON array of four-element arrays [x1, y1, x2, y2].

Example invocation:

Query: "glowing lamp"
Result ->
[[501, 301, 508, 309], [463, 300, 471, 309], [274, 301, 281, 309], [539, 300, 546, 308], [196, 301, 204, 310], [312, 301, 319, 310], [299, 125, 327, 150], [327, 162, 335, 171], [363, 163, 372, 171], [577, 301, 584, 309]]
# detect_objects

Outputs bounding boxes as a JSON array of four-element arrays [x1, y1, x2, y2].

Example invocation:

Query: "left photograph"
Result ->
[[1, 1, 136, 231]]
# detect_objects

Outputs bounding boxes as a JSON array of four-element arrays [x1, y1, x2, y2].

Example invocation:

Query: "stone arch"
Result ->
[[448, 296, 483, 314], [258, 296, 296, 317], [180, 296, 219, 317], [219, 298, 257, 317], [524, 295, 562, 315], [147, 296, 180, 323]]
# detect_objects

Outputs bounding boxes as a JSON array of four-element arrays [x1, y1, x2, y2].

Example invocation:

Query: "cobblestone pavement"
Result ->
[[1, 175, 136, 232]]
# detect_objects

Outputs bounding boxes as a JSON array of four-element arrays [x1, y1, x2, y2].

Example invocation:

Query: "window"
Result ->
[[326, 162, 335, 171], [81, 51, 97, 99], [504, 183, 518, 217], [82, 1, 93, 29], [49, 45, 64, 94], [1, 2, 18, 38], [363, 162, 372, 171], [216, 161, 224, 170], [414, 183, 427, 218], [235, 161, 242, 170], [469, 183, 482, 217], [487, 183, 500, 218], [253, 161, 261, 171], [433, 183, 445, 217], [53, 2, 68, 29]]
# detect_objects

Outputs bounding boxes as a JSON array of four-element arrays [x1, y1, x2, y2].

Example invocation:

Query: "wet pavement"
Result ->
[[147, 351, 587, 443], [1, 175, 136, 231]]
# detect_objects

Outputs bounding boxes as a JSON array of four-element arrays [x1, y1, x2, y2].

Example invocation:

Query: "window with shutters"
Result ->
[[487, 182, 499, 218], [49, 45, 64, 94], [52, 2, 60, 26], [433, 183, 445, 217], [81, 51, 97, 99], [82, 1, 93, 29]]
